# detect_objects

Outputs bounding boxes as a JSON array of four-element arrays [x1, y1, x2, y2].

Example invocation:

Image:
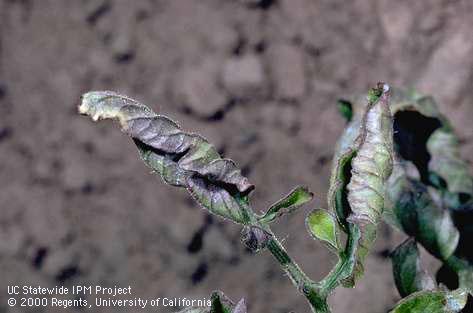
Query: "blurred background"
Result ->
[[1, 0, 472, 312]]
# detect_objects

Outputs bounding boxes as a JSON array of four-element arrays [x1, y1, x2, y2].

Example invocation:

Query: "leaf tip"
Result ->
[[80, 91, 147, 127], [78, 91, 121, 122]]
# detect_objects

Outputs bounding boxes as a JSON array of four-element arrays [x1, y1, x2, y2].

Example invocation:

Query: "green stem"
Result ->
[[238, 199, 330, 313], [319, 226, 360, 296], [265, 236, 329, 313]]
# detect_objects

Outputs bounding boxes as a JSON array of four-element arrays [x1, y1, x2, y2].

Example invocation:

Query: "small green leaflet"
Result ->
[[259, 186, 313, 224], [306, 209, 340, 252]]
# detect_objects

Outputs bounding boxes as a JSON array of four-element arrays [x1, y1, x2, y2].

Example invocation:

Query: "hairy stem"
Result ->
[[238, 199, 330, 313], [265, 235, 330, 313]]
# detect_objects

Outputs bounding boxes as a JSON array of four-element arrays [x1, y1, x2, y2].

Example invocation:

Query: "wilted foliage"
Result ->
[[79, 83, 472, 313], [338, 86, 473, 312]]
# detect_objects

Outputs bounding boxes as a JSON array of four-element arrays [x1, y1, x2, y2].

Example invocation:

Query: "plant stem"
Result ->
[[265, 235, 330, 313], [238, 199, 330, 312], [318, 226, 360, 296]]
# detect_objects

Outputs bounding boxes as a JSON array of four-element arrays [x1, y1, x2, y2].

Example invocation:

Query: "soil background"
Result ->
[[1, 1, 473, 313]]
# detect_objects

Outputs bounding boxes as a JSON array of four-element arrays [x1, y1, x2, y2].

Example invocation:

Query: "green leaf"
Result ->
[[259, 186, 313, 224], [79, 91, 253, 224], [306, 209, 340, 252], [391, 238, 436, 297], [389, 289, 468, 313], [427, 130, 473, 196], [385, 162, 459, 260], [389, 88, 472, 204], [336, 224, 377, 289]]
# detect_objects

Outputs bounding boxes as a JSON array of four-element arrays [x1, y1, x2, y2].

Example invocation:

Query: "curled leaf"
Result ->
[[306, 209, 340, 253], [328, 149, 357, 231], [340, 86, 470, 274], [391, 238, 436, 297], [427, 130, 473, 197], [331, 83, 394, 227], [79, 91, 253, 224], [346, 83, 393, 225], [326, 83, 394, 286], [385, 162, 459, 260], [259, 186, 313, 224], [187, 177, 250, 225], [328, 97, 363, 231], [392, 96, 472, 206], [339, 87, 472, 208], [389, 289, 468, 313], [339, 224, 376, 288]]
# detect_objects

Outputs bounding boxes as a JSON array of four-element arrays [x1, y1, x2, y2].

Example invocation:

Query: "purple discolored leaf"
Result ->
[[79, 91, 253, 224]]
